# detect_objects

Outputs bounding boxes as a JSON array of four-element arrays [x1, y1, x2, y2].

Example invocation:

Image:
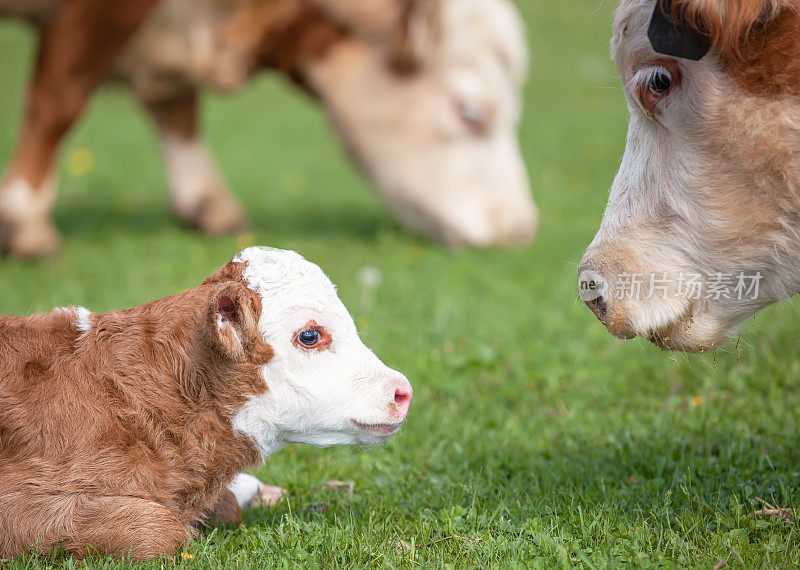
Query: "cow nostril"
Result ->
[[585, 295, 608, 323], [393, 385, 412, 417], [395, 388, 411, 406]]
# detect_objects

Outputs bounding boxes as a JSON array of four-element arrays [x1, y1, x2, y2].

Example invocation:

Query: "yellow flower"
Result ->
[[181, 552, 194, 560], [66, 147, 95, 177], [691, 395, 704, 408]]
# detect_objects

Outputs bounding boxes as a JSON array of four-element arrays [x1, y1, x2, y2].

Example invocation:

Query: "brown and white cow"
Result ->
[[0, 0, 535, 258], [579, 0, 800, 351], [0, 246, 412, 560]]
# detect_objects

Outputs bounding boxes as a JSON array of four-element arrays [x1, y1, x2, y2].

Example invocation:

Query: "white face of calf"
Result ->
[[307, 0, 537, 247], [579, 0, 800, 351], [231, 247, 412, 456]]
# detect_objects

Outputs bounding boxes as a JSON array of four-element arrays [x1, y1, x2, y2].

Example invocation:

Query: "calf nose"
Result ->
[[393, 381, 413, 420]]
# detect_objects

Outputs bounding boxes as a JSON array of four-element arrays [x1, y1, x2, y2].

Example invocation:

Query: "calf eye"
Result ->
[[648, 70, 672, 94], [297, 329, 321, 347], [293, 320, 332, 351]]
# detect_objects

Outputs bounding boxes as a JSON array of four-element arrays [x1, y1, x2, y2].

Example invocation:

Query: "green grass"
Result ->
[[2, 0, 800, 567]]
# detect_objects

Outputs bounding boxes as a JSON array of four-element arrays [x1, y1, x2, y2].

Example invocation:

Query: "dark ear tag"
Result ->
[[648, 0, 712, 60]]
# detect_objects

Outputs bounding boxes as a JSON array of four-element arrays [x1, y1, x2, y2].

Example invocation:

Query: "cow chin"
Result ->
[[591, 297, 736, 352], [645, 304, 738, 353]]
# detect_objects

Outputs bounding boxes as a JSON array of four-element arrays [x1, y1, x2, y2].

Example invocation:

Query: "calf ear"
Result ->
[[207, 283, 272, 363], [203, 261, 245, 286]]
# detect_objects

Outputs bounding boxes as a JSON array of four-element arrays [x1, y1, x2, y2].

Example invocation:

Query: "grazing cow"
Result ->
[[579, 0, 800, 351], [0, 0, 535, 258], [0, 247, 413, 560]]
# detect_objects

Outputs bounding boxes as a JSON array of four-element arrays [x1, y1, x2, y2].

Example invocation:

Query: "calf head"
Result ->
[[580, 0, 800, 351], [306, 0, 536, 247], [209, 247, 412, 455]]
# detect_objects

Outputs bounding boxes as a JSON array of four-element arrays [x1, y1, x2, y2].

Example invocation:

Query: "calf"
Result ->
[[0, 0, 535, 257], [580, 0, 800, 351], [0, 247, 412, 560]]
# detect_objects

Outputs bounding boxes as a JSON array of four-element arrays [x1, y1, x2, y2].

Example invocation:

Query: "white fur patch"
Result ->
[[0, 176, 57, 224], [227, 472, 263, 509], [74, 306, 92, 336], [53, 305, 92, 338]]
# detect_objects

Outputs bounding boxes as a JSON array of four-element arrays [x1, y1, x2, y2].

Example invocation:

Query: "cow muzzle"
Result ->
[[578, 254, 745, 353]]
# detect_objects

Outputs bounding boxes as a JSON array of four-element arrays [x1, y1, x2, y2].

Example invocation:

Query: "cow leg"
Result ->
[[0, 0, 160, 258], [200, 474, 287, 531], [203, 489, 243, 529], [67, 495, 189, 561], [146, 93, 247, 235], [228, 472, 287, 508], [0, 493, 188, 561]]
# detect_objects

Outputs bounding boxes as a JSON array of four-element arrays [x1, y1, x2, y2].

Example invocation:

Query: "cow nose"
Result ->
[[579, 265, 610, 324], [393, 382, 413, 420]]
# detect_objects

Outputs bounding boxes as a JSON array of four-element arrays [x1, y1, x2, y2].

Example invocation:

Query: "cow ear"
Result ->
[[309, 0, 440, 74], [203, 260, 244, 286], [207, 283, 266, 361], [388, 0, 441, 74], [309, 0, 403, 37], [663, 0, 786, 60]]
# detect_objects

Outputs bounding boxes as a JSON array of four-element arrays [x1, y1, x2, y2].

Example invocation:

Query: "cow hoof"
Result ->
[[251, 484, 287, 508], [1, 221, 61, 259], [177, 192, 248, 236]]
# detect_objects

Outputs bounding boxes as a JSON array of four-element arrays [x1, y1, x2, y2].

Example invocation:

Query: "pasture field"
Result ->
[[2, 1, 800, 567]]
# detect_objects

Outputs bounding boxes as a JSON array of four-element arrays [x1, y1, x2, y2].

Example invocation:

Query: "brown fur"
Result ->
[[252, 0, 346, 85], [672, 0, 800, 96], [0, 261, 271, 560]]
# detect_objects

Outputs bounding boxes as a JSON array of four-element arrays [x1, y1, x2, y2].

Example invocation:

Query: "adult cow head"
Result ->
[[579, 0, 800, 351], [303, 0, 536, 247]]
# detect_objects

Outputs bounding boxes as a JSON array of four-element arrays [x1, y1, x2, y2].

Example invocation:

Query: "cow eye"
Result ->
[[648, 69, 672, 94], [296, 329, 321, 347], [456, 99, 491, 136], [636, 62, 681, 116]]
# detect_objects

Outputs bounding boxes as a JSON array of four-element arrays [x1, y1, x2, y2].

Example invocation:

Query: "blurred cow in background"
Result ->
[[580, 0, 800, 351], [0, 0, 535, 258]]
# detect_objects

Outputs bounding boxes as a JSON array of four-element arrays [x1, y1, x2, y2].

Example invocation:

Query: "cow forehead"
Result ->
[[441, 0, 528, 88], [234, 247, 342, 318], [613, 0, 658, 64]]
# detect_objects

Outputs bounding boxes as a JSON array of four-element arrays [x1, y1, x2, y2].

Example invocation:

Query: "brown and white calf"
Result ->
[[579, 0, 800, 351], [0, 247, 412, 560], [0, 0, 535, 258]]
